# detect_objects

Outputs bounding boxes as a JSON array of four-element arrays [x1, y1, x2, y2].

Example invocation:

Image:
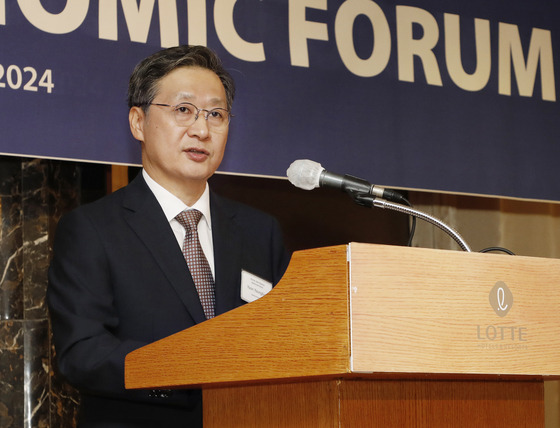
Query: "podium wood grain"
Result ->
[[349, 243, 560, 375], [125, 243, 560, 427], [126, 245, 351, 388], [204, 379, 544, 427]]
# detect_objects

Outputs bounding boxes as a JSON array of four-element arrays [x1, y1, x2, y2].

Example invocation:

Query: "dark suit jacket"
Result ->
[[47, 174, 291, 427]]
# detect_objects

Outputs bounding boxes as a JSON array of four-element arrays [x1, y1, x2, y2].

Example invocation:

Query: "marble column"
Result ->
[[0, 157, 83, 428]]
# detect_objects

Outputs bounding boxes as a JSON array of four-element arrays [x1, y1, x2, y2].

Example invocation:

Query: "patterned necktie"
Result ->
[[175, 209, 215, 319]]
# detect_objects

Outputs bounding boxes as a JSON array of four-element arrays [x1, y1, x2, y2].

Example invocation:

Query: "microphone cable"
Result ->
[[390, 191, 416, 247], [479, 246, 516, 255]]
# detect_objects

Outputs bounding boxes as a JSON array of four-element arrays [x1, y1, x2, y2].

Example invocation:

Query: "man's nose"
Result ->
[[187, 114, 210, 139]]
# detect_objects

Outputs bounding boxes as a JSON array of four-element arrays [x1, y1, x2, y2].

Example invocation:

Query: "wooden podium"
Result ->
[[125, 243, 560, 427]]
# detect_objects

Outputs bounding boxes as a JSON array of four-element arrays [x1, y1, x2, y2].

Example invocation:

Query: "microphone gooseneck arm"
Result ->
[[354, 194, 472, 252]]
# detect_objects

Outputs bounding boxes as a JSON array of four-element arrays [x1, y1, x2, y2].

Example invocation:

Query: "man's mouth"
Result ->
[[184, 147, 210, 161], [186, 148, 209, 155]]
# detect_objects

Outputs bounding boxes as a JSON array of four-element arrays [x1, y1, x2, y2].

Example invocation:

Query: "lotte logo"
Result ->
[[489, 281, 513, 317]]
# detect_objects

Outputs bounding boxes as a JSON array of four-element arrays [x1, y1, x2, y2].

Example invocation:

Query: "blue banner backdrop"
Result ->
[[1, 0, 559, 201]]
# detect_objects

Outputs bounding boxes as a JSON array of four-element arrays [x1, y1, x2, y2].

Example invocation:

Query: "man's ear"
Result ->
[[129, 106, 145, 142]]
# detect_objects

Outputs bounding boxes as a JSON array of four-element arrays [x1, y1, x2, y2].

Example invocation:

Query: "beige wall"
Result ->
[[410, 191, 560, 428]]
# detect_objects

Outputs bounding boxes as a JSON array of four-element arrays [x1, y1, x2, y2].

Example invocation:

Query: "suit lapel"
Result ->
[[121, 175, 207, 324], [210, 193, 243, 316]]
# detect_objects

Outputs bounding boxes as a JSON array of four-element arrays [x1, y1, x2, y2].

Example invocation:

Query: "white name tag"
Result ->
[[240, 270, 273, 303]]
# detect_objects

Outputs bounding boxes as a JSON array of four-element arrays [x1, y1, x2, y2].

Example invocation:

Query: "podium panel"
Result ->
[[349, 243, 560, 375], [204, 379, 544, 427]]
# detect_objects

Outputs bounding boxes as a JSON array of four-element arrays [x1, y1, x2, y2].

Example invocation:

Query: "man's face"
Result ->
[[129, 66, 229, 203]]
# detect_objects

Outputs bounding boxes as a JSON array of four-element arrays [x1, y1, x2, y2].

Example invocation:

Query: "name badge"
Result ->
[[240, 270, 273, 303]]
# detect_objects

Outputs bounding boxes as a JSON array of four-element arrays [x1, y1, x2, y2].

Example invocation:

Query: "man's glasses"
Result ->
[[147, 102, 232, 131]]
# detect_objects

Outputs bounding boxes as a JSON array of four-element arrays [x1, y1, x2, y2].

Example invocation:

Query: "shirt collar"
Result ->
[[142, 169, 212, 229]]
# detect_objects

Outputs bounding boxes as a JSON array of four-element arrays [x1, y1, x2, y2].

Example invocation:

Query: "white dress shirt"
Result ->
[[142, 169, 215, 278]]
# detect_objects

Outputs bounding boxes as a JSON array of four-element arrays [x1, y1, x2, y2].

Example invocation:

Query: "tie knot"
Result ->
[[176, 209, 203, 231]]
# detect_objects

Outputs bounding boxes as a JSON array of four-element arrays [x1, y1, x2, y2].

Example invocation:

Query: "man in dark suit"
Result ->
[[47, 45, 291, 427]]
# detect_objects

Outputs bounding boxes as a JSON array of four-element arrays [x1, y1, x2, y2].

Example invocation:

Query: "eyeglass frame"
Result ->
[[145, 102, 233, 129]]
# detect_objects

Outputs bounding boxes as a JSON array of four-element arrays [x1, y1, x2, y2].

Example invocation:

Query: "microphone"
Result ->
[[286, 159, 473, 252], [286, 159, 407, 204]]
